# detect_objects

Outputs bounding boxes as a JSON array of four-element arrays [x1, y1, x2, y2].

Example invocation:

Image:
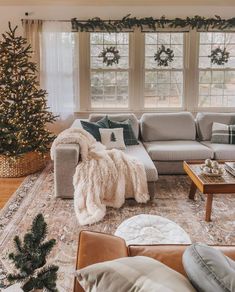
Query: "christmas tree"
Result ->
[[0, 23, 56, 157], [110, 132, 116, 142], [7, 214, 59, 292]]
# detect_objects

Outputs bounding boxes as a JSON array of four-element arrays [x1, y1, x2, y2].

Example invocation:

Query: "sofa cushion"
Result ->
[[201, 141, 235, 160], [144, 140, 213, 161], [196, 112, 235, 141], [123, 142, 158, 182], [140, 112, 196, 142], [89, 113, 139, 139]]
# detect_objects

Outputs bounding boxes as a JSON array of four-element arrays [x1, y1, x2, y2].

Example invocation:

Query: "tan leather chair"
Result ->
[[74, 230, 235, 292]]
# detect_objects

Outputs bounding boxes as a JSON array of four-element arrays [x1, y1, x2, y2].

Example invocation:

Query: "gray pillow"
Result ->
[[76, 256, 196, 292], [183, 243, 235, 292]]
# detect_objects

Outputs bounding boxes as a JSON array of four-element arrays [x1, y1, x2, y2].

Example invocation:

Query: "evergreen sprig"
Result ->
[[71, 14, 235, 32], [0, 22, 57, 157], [7, 213, 59, 292]]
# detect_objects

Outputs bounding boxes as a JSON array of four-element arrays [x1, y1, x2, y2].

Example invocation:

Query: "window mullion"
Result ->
[[129, 29, 145, 112], [185, 29, 199, 113], [79, 32, 91, 111]]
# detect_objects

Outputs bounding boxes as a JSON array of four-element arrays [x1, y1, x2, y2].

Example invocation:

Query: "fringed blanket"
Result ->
[[51, 128, 149, 225]]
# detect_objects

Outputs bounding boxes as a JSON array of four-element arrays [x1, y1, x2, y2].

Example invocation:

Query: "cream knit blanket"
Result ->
[[51, 128, 149, 225]]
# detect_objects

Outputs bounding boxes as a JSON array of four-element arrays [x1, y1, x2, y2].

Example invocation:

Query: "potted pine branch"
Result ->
[[6, 214, 59, 291], [0, 23, 56, 177]]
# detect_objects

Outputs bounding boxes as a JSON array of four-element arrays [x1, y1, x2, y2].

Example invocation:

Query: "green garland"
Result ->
[[71, 14, 235, 32]]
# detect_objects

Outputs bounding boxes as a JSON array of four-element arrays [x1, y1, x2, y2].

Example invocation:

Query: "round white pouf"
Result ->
[[115, 214, 191, 245]]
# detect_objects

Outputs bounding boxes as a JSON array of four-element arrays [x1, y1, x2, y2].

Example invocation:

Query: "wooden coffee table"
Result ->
[[183, 161, 235, 222]]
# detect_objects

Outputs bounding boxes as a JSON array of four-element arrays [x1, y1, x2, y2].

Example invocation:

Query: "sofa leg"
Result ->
[[148, 182, 156, 199]]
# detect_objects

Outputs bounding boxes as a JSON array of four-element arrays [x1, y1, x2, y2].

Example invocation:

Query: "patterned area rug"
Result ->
[[0, 163, 234, 291]]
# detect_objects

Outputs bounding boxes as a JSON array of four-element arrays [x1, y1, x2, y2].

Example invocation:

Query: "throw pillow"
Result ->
[[81, 116, 109, 141], [76, 256, 196, 292], [211, 122, 235, 144], [183, 243, 235, 292], [99, 128, 126, 150], [108, 119, 139, 146]]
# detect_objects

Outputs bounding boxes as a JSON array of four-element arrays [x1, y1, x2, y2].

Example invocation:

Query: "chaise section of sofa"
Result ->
[[54, 113, 158, 198], [89, 113, 158, 195], [140, 112, 213, 174]]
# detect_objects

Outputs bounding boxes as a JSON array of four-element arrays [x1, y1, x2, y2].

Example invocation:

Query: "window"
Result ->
[[198, 32, 235, 108], [40, 22, 235, 113], [90, 33, 129, 108], [144, 32, 185, 108]]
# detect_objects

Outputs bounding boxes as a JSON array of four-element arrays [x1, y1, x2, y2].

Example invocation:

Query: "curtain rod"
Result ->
[[22, 19, 70, 22]]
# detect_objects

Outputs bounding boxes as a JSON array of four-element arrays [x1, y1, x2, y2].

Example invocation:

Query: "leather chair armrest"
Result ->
[[74, 230, 128, 292]]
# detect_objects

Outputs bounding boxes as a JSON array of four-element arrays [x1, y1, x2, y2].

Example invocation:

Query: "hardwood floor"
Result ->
[[0, 177, 25, 209]]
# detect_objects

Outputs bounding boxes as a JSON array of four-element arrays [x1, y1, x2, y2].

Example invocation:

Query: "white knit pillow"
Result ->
[[99, 128, 126, 150]]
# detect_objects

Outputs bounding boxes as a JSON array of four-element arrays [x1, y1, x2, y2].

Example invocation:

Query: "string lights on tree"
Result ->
[[0, 23, 56, 158]]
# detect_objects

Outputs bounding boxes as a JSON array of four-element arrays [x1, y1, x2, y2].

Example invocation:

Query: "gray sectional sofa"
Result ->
[[54, 112, 235, 199]]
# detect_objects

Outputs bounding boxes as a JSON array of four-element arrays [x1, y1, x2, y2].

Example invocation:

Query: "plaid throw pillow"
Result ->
[[211, 122, 235, 144], [76, 256, 195, 292], [108, 119, 139, 146]]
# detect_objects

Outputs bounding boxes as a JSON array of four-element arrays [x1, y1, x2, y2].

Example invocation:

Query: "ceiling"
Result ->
[[0, 0, 235, 5]]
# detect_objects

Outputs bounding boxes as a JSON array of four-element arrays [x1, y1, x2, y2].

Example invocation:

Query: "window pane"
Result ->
[[198, 32, 235, 107], [144, 32, 185, 108], [90, 33, 129, 108]]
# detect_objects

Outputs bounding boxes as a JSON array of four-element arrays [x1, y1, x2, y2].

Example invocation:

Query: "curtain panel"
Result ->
[[22, 19, 42, 82], [41, 21, 76, 133], [22, 20, 77, 133]]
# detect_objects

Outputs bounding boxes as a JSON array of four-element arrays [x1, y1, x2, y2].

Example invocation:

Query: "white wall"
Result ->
[[0, 5, 235, 35]]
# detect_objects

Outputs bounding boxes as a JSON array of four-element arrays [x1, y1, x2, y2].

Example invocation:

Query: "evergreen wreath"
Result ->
[[154, 45, 174, 67], [209, 47, 230, 65], [98, 46, 120, 66]]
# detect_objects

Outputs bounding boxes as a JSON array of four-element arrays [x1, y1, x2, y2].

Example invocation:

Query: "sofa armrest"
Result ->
[[74, 230, 128, 292], [54, 143, 80, 198]]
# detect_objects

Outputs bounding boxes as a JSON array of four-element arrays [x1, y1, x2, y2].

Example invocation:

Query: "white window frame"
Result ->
[[142, 31, 187, 112], [76, 29, 235, 114], [196, 30, 235, 113]]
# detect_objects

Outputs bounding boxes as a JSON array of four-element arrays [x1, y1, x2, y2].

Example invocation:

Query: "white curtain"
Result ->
[[41, 21, 77, 133], [22, 19, 42, 82]]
